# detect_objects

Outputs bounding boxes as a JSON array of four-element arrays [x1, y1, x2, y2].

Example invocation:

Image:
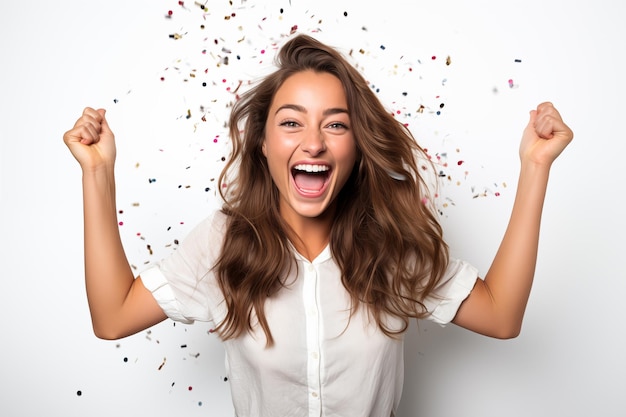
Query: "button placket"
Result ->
[[303, 261, 322, 416]]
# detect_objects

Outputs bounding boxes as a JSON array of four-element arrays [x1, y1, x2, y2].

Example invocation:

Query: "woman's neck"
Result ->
[[283, 210, 334, 262]]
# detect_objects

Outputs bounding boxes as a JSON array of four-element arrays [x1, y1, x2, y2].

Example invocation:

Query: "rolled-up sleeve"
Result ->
[[140, 212, 228, 325], [424, 258, 479, 325]]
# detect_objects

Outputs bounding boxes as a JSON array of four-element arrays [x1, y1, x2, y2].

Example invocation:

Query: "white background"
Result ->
[[1, 0, 625, 416]]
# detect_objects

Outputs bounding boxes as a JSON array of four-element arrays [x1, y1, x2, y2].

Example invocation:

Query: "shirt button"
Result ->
[[307, 264, 315, 272], [311, 392, 319, 398], [311, 352, 319, 360]]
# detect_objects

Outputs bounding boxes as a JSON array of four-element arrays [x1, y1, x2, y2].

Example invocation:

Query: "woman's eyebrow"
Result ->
[[274, 104, 349, 116], [323, 107, 349, 116], [275, 103, 306, 115]]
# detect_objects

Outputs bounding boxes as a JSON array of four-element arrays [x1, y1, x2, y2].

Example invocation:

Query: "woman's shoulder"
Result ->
[[192, 207, 230, 233], [207, 207, 230, 229], [177, 208, 231, 253]]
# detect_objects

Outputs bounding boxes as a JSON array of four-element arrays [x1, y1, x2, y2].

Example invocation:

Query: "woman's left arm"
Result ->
[[452, 102, 574, 339]]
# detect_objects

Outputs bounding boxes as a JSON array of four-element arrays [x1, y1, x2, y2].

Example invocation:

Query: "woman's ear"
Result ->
[[262, 141, 267, 157]]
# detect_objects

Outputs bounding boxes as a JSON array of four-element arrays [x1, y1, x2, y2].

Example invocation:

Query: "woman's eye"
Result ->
[[328, 122, 348, 130], [280, 121, 299, 127]]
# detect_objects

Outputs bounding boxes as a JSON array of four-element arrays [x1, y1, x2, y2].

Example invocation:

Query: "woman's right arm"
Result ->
[[64, 107, 167, 339]]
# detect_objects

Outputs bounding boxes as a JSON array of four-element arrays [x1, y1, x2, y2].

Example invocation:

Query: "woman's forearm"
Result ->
[[81, 166, 136, 338], [481, 161, 550, 336]]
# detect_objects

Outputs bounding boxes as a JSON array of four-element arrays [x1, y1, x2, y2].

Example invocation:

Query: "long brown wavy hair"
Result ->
[[215, 34, 449, 346]]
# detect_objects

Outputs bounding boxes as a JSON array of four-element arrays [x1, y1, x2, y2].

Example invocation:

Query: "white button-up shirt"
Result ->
[[142, 211, 478, 417]]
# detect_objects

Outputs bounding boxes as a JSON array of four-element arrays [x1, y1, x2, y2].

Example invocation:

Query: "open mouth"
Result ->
[[291, 164, 331, 195]]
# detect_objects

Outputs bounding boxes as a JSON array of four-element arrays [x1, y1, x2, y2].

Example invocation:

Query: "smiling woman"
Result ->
[[214, 36, 461, 355], [62, 33, 572, 417], [262, 70, 357, 240]]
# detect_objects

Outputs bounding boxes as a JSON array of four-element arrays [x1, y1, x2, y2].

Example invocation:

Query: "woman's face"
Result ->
[[263, 70, 357, 228]]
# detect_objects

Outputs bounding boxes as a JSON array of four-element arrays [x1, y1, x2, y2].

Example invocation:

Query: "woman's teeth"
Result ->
[[292, 164, 330, 173]]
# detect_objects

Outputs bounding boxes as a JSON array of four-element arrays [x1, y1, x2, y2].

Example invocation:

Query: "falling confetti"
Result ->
[[93, 1, 518, 411]]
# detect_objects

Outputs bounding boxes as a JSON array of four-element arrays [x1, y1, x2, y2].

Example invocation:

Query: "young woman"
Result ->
[[63, 34, 573, 416]]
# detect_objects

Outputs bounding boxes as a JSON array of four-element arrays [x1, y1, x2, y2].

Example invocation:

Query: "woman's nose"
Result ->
[[300, 129, 326, 156]]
